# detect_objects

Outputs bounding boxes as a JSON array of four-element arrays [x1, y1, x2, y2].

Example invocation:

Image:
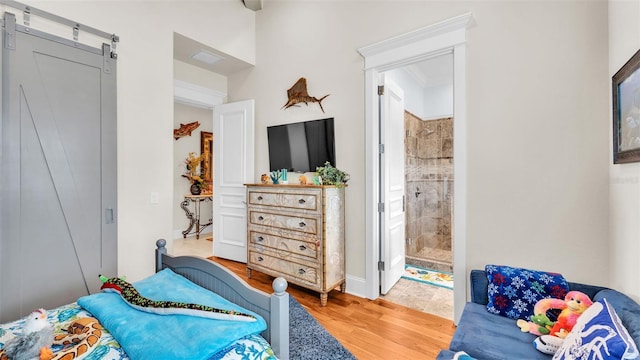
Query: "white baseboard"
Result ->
[[345, 274, 367, 299]]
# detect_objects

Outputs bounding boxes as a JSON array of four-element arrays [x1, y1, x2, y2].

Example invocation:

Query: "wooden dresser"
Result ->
[[245, 184, 345, 306]]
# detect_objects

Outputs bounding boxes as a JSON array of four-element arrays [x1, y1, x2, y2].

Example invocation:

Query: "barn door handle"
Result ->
[[105, 208, 114, 224]]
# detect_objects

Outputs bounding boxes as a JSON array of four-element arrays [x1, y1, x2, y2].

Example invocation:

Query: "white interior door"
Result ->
[[380, 75, 406, 295], [213, 100, 254, 262]]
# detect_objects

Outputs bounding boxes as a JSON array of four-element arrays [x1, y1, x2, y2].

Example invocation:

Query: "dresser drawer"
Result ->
[[248, 210, 318, 235], [249, 230, 319, 260], [248, 250, 320, 287], [248, 189, 321, 213]]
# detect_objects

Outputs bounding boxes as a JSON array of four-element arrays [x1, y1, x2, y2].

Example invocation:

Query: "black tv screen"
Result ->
[[267, 118, 335, 172]]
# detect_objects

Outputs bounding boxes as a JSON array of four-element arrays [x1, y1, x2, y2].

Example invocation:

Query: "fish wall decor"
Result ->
[[173, 121, 200, 140], [282, 77, 330, 113]]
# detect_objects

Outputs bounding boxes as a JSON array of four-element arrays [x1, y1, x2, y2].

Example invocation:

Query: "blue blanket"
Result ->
[[78, 268, 266, 360]]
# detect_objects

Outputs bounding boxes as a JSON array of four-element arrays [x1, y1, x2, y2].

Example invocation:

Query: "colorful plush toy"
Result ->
[[0, 308, 54, 360], [0, 309, 103, 360], [517, 291, 593, 338], [99, 275, 256, 322]]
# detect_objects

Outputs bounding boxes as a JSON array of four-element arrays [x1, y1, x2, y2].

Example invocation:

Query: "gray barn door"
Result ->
[[0, 14, 117, 322]]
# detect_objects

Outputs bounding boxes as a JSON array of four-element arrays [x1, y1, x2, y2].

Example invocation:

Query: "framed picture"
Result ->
[[613, 48, 640, 163], [200, 131, 213, 182]]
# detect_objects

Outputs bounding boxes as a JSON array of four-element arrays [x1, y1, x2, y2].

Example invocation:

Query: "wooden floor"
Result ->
[[209, 256, 456, 359]]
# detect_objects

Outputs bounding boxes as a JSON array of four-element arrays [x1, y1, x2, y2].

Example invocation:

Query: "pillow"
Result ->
[[553, 298, 639, 360], [485, 264, 569, 320]]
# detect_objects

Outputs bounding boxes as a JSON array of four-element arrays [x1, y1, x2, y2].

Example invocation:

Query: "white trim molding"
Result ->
[[174, 80, 226, 109], [357, 12, 473, 325]]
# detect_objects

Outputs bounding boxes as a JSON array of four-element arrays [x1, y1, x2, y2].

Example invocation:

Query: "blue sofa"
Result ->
[[436, 269, 640, 360]]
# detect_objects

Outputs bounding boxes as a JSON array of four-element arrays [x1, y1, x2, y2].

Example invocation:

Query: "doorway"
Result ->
[[173, 101, 215, 256], [379, 55, 455, 319], [359, 12, 472, 324]]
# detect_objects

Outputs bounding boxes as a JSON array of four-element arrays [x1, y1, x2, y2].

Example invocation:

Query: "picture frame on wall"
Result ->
[[613, 48, 640, 164], [200, 131, 213, 182]]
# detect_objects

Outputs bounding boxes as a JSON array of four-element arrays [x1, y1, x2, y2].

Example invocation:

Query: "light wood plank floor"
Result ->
[[209, 256, 456, 359]]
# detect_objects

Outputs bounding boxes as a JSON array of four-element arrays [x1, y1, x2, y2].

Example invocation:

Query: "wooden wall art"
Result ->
[[282, 77, 330, 113], [173, 121, 200, 140]]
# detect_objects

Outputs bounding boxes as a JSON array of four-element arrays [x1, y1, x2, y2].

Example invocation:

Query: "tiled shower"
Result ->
[[404, 111, 453, 273]]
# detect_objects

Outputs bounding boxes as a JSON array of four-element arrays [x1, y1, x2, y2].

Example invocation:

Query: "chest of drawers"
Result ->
[[245, 184, 345, 306]]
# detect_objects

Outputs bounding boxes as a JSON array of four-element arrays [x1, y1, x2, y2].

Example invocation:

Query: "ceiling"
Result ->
[[402, 53, 454, 89], [173, 33, 253, 76], [174, 32, 452, 88]]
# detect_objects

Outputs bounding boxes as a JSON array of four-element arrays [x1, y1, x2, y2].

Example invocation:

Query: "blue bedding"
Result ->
[[78, 268, 267, 360]]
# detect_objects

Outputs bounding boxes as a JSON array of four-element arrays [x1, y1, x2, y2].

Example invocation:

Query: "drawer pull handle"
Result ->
[[257, 196, 263, 200], [257, 256, 264, 262], [257, 236, 264, 242], [298, 268, 306, 275], [258, 216, 264, 221], [299, 221, 306, 228], [299, 245, 306, 251], [298, 198, 306, 204]]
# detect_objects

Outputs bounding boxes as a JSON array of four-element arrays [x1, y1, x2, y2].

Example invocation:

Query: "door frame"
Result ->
[[358, 12, 472, 324]]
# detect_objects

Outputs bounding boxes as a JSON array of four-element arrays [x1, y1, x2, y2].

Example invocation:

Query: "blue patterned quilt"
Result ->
[[0, 303, 276, 360]]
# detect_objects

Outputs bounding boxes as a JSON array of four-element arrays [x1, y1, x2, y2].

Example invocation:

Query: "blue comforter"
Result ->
[[78, 268, 267, 360]]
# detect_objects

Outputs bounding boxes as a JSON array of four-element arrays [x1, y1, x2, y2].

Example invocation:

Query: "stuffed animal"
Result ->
[[517, 291, 593, 338], [99, 275, 257, 322], [0, 309, 54, 360]]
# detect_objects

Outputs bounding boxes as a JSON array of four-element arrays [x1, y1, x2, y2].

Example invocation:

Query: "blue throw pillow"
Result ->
[[553, 298, 639, 360], [485, 264, 569, 320]]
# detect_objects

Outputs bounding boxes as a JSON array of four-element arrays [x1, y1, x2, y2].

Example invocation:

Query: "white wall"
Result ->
[[385, 68, 428, 118], [230, 1, 610, 289], [28, 0, 255, 281], [609, 0, 640, 302], [20, 0, 617, 296], [423, 84, 454, 120], [385, 68, 454, 120]]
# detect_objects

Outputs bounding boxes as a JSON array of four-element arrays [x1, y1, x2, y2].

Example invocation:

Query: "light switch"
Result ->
[[150, 192, 159, 204]]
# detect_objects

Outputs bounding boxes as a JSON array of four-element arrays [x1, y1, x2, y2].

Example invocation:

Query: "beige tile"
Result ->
[[381, 278, 454, 321], [171, 233, 213, 257]]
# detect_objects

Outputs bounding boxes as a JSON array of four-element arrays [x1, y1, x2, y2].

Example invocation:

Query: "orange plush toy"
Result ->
[[549, 291, 593, 338], [517, 291, 593, 338]]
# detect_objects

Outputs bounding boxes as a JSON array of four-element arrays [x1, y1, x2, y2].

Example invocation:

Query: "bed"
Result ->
[[0, 239, 290, 360]]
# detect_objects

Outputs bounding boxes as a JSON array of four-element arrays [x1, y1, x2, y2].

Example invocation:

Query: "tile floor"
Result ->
[[172, 235, 453, 320], [381, 278, 454, 320], [171, 233, 213, 257]]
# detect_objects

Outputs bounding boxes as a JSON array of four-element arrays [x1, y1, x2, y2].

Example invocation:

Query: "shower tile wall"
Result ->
[[405, 111, 453, 271]]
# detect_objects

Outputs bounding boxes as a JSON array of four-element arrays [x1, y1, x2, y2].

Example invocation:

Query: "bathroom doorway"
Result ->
[[380, 54, 455, 320]]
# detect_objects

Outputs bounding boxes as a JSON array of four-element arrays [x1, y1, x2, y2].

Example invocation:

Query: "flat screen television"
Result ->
[[267, 118, 335, 172]]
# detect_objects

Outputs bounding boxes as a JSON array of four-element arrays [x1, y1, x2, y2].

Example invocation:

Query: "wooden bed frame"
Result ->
[[154, 239, 290, 359]]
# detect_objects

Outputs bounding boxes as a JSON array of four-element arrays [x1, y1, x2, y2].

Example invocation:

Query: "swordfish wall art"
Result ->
[[282, 77, 330, 113]]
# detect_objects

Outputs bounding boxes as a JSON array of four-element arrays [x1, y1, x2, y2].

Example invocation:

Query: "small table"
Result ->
[[180, 194, 212, 239]]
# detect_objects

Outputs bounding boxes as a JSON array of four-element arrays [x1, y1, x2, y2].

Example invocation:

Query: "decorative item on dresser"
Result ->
[[245, 184, 346, 306]]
